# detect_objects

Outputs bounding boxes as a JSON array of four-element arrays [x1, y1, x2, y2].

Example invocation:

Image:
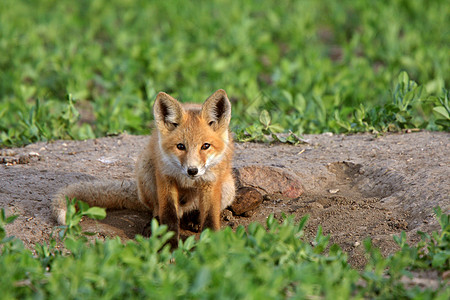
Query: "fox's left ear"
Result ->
[[201, 89, 231, 130]]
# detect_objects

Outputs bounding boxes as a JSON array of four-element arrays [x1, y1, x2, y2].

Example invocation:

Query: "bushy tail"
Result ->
[[52, 180, 149, 225]]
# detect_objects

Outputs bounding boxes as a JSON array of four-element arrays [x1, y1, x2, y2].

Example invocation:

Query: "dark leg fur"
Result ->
[[160, 200, 180, 249]]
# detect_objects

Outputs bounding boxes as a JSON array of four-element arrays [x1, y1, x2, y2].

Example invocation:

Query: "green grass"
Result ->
[[0, 0, 449, 147], [1, 202, 449, 299]]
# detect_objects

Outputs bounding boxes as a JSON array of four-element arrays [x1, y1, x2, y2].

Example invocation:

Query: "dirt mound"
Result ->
[[1, 131, 449, 267]]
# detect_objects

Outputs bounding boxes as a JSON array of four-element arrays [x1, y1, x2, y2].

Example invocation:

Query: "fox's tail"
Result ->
[[51, 180, 149, 225]]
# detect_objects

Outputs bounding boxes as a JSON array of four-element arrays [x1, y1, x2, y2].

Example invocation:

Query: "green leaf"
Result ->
[[259, 110, 271, 127], [272, 133, 287, 143], [433, 106, 450, 120], [84, 207, 107, 220], [435, 119, 450, 129], [395, 113, 406, 123], [77, 200, 90, 212], [398, 71, 409, 86], [190, 267, 212, 293], [268, 123, 284, 133], [6, 215, 18, 224], [431, 251, 450, 268]]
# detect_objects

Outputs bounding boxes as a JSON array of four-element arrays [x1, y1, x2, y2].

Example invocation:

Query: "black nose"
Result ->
[[187, 167, 198, 176]]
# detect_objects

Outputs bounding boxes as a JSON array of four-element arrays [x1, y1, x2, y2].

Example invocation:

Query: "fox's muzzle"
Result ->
[[187, 167, 198, 176]]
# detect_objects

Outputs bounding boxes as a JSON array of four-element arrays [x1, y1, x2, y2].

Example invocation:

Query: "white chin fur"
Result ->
[[160, 152, 216, 187]]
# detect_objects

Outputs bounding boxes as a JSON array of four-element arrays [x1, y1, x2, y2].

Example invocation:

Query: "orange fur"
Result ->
[[52, 89, 235, 246]]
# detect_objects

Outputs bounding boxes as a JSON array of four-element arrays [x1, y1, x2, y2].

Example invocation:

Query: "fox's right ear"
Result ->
[[201, 89, 231, 131], [153, 92, 184, 131]]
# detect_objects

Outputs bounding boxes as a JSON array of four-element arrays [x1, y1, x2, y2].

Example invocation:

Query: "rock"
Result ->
[[310, 202, 324, 210], [0, 149, 16, 156], [18, 155, 31, 164], [230, 187, 263, 216], [235, 165, 304, 199], [242, 209, 257, 217]]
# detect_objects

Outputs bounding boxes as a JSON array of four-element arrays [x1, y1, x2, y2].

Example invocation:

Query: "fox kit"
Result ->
[[52, 89, 235, 245]]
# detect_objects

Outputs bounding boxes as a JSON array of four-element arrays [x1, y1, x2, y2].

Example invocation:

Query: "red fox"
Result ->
[[52, 89, 235, 246]]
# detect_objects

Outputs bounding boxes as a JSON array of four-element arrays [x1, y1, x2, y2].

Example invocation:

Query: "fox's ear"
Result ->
[[201, 89, 231, 131], [153, 92, 184, 131]]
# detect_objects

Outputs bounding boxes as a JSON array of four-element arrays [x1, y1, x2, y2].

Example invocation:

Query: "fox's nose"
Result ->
[[187, 167, 198, 176]]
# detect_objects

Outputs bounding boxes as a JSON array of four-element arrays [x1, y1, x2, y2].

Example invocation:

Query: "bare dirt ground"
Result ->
[[1, 131, 449, 268]]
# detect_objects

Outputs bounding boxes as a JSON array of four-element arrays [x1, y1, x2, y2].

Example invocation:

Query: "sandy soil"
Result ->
[[1, 131, 449, 268]]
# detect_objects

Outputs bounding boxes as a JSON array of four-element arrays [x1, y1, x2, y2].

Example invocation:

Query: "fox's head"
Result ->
[[153, 89, 232, 182]]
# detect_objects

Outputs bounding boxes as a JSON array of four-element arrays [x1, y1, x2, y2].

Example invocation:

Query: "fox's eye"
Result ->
[[201, 143, 210, 150], [177, 143, 186, 150]]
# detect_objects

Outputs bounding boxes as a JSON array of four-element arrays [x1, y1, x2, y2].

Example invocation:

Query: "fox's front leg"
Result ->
[[157, 177, 180, 248], [199, 184, 222, 231]]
